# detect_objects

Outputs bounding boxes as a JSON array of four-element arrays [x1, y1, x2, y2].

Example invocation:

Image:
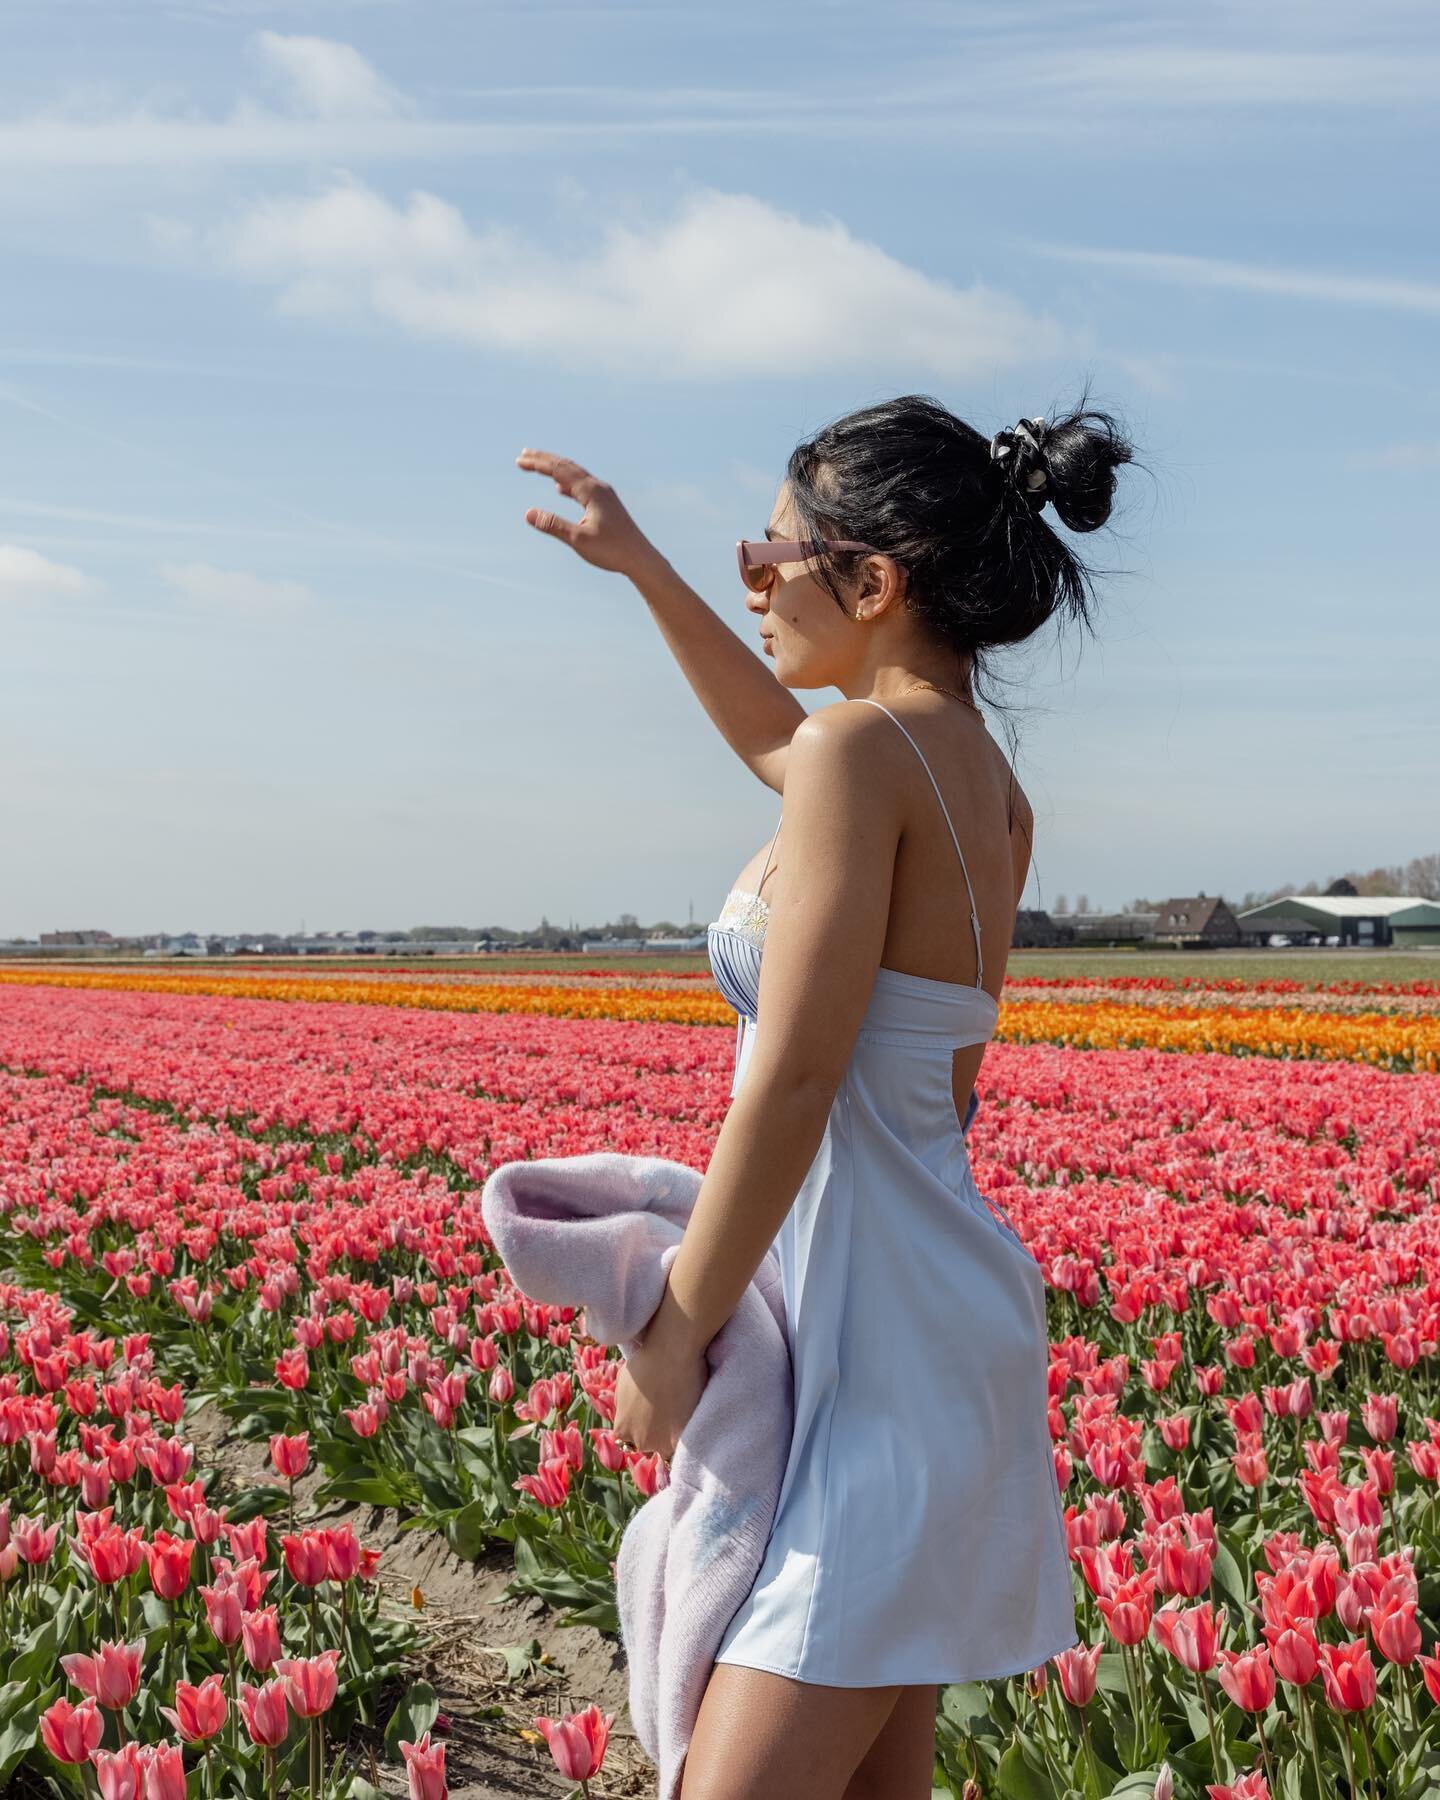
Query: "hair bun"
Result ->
[[989, 417, 1052, 511], [991, 407, 1133, 533]]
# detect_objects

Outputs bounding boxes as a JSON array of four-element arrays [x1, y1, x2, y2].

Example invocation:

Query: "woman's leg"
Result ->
[[841, 1683, 939, 1800], [680, 1662, 905, 1800]]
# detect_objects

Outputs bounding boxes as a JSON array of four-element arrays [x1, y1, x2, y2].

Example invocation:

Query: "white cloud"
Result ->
[[199, 181, 1075, 377], [1022, 46, 1440, 109], [0, 543, 94, 603], [1024, 242, 1440, 316], [251, 32, 406, 120], [160, 561, 315, 614]]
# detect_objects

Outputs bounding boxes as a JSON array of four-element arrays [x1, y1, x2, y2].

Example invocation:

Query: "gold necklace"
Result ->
[[900, 679, 984, 717]]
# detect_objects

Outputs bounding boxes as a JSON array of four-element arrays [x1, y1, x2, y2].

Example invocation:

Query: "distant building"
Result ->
[[39, 930, 114, 946], [1011, 909, 1074, 948], [1144, 892, 1238, 950], [1238, 894, 1440, 948], [1151, 897, 1242, 948], [1050, 909, 1160, 946]]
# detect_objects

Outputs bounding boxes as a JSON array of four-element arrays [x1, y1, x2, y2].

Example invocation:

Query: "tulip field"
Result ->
[[3, 959, 1440, 1800]]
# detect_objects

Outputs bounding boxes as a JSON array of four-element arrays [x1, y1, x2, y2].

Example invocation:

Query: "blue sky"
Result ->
[[1, 0, 1435, 938]]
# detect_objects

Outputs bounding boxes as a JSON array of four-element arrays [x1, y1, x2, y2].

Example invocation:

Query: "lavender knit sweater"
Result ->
[[480, 1150, 794, 1799]]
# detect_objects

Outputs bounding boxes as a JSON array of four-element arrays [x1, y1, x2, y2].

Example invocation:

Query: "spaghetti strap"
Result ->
[[852, 697, 986, 990], [755, 812, 782, 897]]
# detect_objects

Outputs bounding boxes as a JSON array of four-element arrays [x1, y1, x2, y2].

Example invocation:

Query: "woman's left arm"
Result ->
[[615, 703, 901, 1456]]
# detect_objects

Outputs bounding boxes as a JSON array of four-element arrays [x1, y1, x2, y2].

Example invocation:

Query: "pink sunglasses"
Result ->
[[736, 537, 882, 594]]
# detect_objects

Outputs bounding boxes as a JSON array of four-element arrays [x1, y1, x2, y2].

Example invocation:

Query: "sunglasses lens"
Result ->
[[739, 549, 768, 592]]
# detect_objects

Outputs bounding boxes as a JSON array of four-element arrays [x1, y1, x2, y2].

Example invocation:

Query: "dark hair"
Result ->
[[783, 385, 1138, 702]]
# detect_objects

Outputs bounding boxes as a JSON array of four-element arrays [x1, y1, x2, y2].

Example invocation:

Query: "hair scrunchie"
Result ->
[[989, 416, 1052, 510]]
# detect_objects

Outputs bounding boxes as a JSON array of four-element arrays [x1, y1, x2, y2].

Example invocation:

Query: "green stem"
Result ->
[[1338, 1713, 1359, 1800], [1196, 1668, 1224, 1783], [1298, 1680, 1325, 1798], [1359, 1708, 1379, 1800]]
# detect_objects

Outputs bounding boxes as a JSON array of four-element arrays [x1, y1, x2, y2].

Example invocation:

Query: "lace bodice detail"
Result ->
[[712, 887, 770, 949]]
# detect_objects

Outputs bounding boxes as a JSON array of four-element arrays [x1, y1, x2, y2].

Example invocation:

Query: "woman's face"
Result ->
[[744, 479, 867, 690]]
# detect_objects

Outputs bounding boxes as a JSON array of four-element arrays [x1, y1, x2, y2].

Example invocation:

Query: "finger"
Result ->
[[524, 505, 579, 546], [516, 447, 599, 505]]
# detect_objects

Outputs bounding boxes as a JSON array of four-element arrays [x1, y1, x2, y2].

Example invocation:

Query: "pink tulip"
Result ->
[[199, 1576, 244, 1645], [40, 1695, 104, 1764], [534, 1703, 612, 1782], [140, 1742, 187, 1800], [243, 1606, 283, 1672], [276, 1648, 341, 1718], [11, 1515, 60, 1565], [60, 1639, 144, 1710], [400, 1729, 449, 1800], [1052, 1641, 1103, 1706], [161, 1672, 228, 1742], [92, 1744, 146, 1800], [240, 1677, 290, 1747]]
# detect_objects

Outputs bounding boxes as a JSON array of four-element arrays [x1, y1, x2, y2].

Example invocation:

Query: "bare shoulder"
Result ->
[[783, 702, 906, 831], [786, 698, 902, 762]]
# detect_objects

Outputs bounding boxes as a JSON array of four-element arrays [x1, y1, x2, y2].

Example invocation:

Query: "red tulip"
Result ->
[[326, 1522, 363, 1582], [282, 1529, 331, 1587], [146, 1530, 194, 1601], [1319, 1638, 1377, 1711], [269, 1432, 309, 1479]]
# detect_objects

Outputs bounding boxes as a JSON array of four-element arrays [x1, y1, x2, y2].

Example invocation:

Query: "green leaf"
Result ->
[[7, 1616, 59, 1689], [315, 1472, 420, 1509], [1211, 1530, 1251, 1612], [996, 1737, 1052, 1800], [485, 1638, 545, 1682], [939, 1682, 994, 1736], [445, 1499, 493, 1563], [383, 1679, 440, 1760], [223, 1483, 291, 1524], [0, 1677, 58, 1779]]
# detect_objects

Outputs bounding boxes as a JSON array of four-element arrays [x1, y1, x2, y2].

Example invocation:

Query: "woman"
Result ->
[[516, 393, 1135, 1800]]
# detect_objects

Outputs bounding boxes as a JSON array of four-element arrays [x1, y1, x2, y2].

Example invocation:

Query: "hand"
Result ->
[[515, 448, 662, 579], [611, 1313, 710, 1464]]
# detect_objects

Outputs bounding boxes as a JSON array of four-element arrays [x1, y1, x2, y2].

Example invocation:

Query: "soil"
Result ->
[[189, 1402, 660, 1799]]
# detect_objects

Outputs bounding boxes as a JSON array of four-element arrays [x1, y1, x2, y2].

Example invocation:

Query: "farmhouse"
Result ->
[[1151, 896, 1242, 948], [1238, 894, 1440, 948]]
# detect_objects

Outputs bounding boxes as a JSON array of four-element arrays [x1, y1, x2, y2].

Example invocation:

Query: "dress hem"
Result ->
[[712, 1625, 1083, 1690]]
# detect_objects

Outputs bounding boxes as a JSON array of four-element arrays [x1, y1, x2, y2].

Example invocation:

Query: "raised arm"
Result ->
[[517, 448, 806, 793]]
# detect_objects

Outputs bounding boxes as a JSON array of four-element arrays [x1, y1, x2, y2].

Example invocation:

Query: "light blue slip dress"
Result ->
[[703, 698, 1077, 1687]]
